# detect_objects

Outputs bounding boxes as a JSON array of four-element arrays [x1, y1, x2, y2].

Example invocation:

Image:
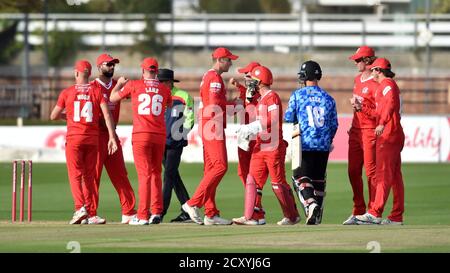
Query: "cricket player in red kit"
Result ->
[[182, 47, 239, 225], [229, 61, 261, 186], [110, 57, 172, 225], [50, 60, 118, 225], [233, 65, 299, 226], [91, 53, 137, 224], [354, 58, 405, 225], [343, 46, 379, 225]]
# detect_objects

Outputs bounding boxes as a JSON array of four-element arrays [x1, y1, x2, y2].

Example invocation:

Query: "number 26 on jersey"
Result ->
[[138, 93, 163, 116]]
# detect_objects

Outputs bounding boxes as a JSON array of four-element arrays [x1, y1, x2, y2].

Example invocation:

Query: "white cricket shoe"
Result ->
[[69, 206, 88, 225], [342, 215, 359, 225], [204, 215, 232, 225], [87, 215, 106, 225], [232, 216, 266, 225], [381, 218, 403, 225], [128, 216, 149, 226], [355, 213, 381, 224], [306, 203, 320, 225], [277, 216, 300, 226], [121, 214, 136, 224], [182, 202, 204, 225]]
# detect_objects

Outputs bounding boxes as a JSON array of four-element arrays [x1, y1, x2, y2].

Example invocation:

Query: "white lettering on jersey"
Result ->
[[268, 104, 278, 112], [382, 86, 391, 96], [362, 87, 369, 94], [309, 96, 321, 103], [77, 94, 90, 100], [145, 87, 159, 93], [209, 82, 221, 93]]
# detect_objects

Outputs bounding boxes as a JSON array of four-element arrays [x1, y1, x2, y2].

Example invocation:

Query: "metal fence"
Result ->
[[0, 84, 45, 119], [1, 13, 450, 50]]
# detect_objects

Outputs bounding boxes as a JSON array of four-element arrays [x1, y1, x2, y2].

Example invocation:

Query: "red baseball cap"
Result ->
[[369, 57, 391, 70], [96, 53, 119, 67], [349, 45, 375, 60], [238, 61, 261, 73], [74, 60, 92, 76], [140, 57, 159, 71], [212, 47, 239, 60]]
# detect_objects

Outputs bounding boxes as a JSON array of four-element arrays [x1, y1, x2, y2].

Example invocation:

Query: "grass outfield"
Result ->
[[0, 162, 449, 252]]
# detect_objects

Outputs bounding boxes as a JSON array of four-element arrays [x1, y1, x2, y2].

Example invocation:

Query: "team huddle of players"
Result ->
[[50, 45, 404, 226]]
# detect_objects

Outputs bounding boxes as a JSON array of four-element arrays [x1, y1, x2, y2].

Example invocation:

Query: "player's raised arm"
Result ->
[[109, 76, 129, 103]]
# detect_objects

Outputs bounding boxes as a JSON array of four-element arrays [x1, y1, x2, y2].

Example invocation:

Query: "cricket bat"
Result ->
[[291, 124, 302, 170]]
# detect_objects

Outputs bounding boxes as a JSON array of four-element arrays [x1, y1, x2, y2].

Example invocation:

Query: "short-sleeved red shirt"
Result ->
[[91, 78, 120, 132], [255, 90, 284, 150], [352, 73, 379, 129], [56, 83, 106, 145]]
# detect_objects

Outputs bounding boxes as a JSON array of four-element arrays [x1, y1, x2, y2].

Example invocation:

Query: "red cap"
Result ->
[[140, 57, 159, 71], [212, 47, 238, 60], [74, 60, 92, 76], [96, 53, 120, 66], [251, 65, 273, 86], [238, 61, 261, 73], [369, 57, 391, 70], [349, 46, 375, 60]]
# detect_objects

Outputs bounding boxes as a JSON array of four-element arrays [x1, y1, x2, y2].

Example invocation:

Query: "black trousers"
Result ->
[[162, 146, 190, 216], [293, 151, 330, 180]]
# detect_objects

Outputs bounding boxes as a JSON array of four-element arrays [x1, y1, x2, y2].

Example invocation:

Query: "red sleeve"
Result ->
[[119, 80, 133, 99], [56, 89, 67, 108], [207, 74, 225, 107], [378, 85, 396, 126]]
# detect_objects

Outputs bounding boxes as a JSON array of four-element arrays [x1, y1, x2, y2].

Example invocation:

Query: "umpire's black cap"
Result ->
[[157, 68, 180, 82]]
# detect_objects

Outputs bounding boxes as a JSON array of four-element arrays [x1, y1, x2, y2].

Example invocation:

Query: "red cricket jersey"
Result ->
[[255, 90, 284, 150], [199, 69, 228, 129], [352, 73, 378, 129], [374, 78, 404, 142], [56, 83, 106, 145], [91, 78, 120, 132], [118, 78, 172, 144]]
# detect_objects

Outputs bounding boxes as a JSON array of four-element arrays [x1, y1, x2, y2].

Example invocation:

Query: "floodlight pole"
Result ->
[[424, 0, 431, 113], [169, 0, 174, 69], [22, 12, 30, 119], [298, 0, 304, 60]]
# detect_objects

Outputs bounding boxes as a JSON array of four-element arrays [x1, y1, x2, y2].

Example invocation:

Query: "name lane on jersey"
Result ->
[[145, 87, 159, 94]]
